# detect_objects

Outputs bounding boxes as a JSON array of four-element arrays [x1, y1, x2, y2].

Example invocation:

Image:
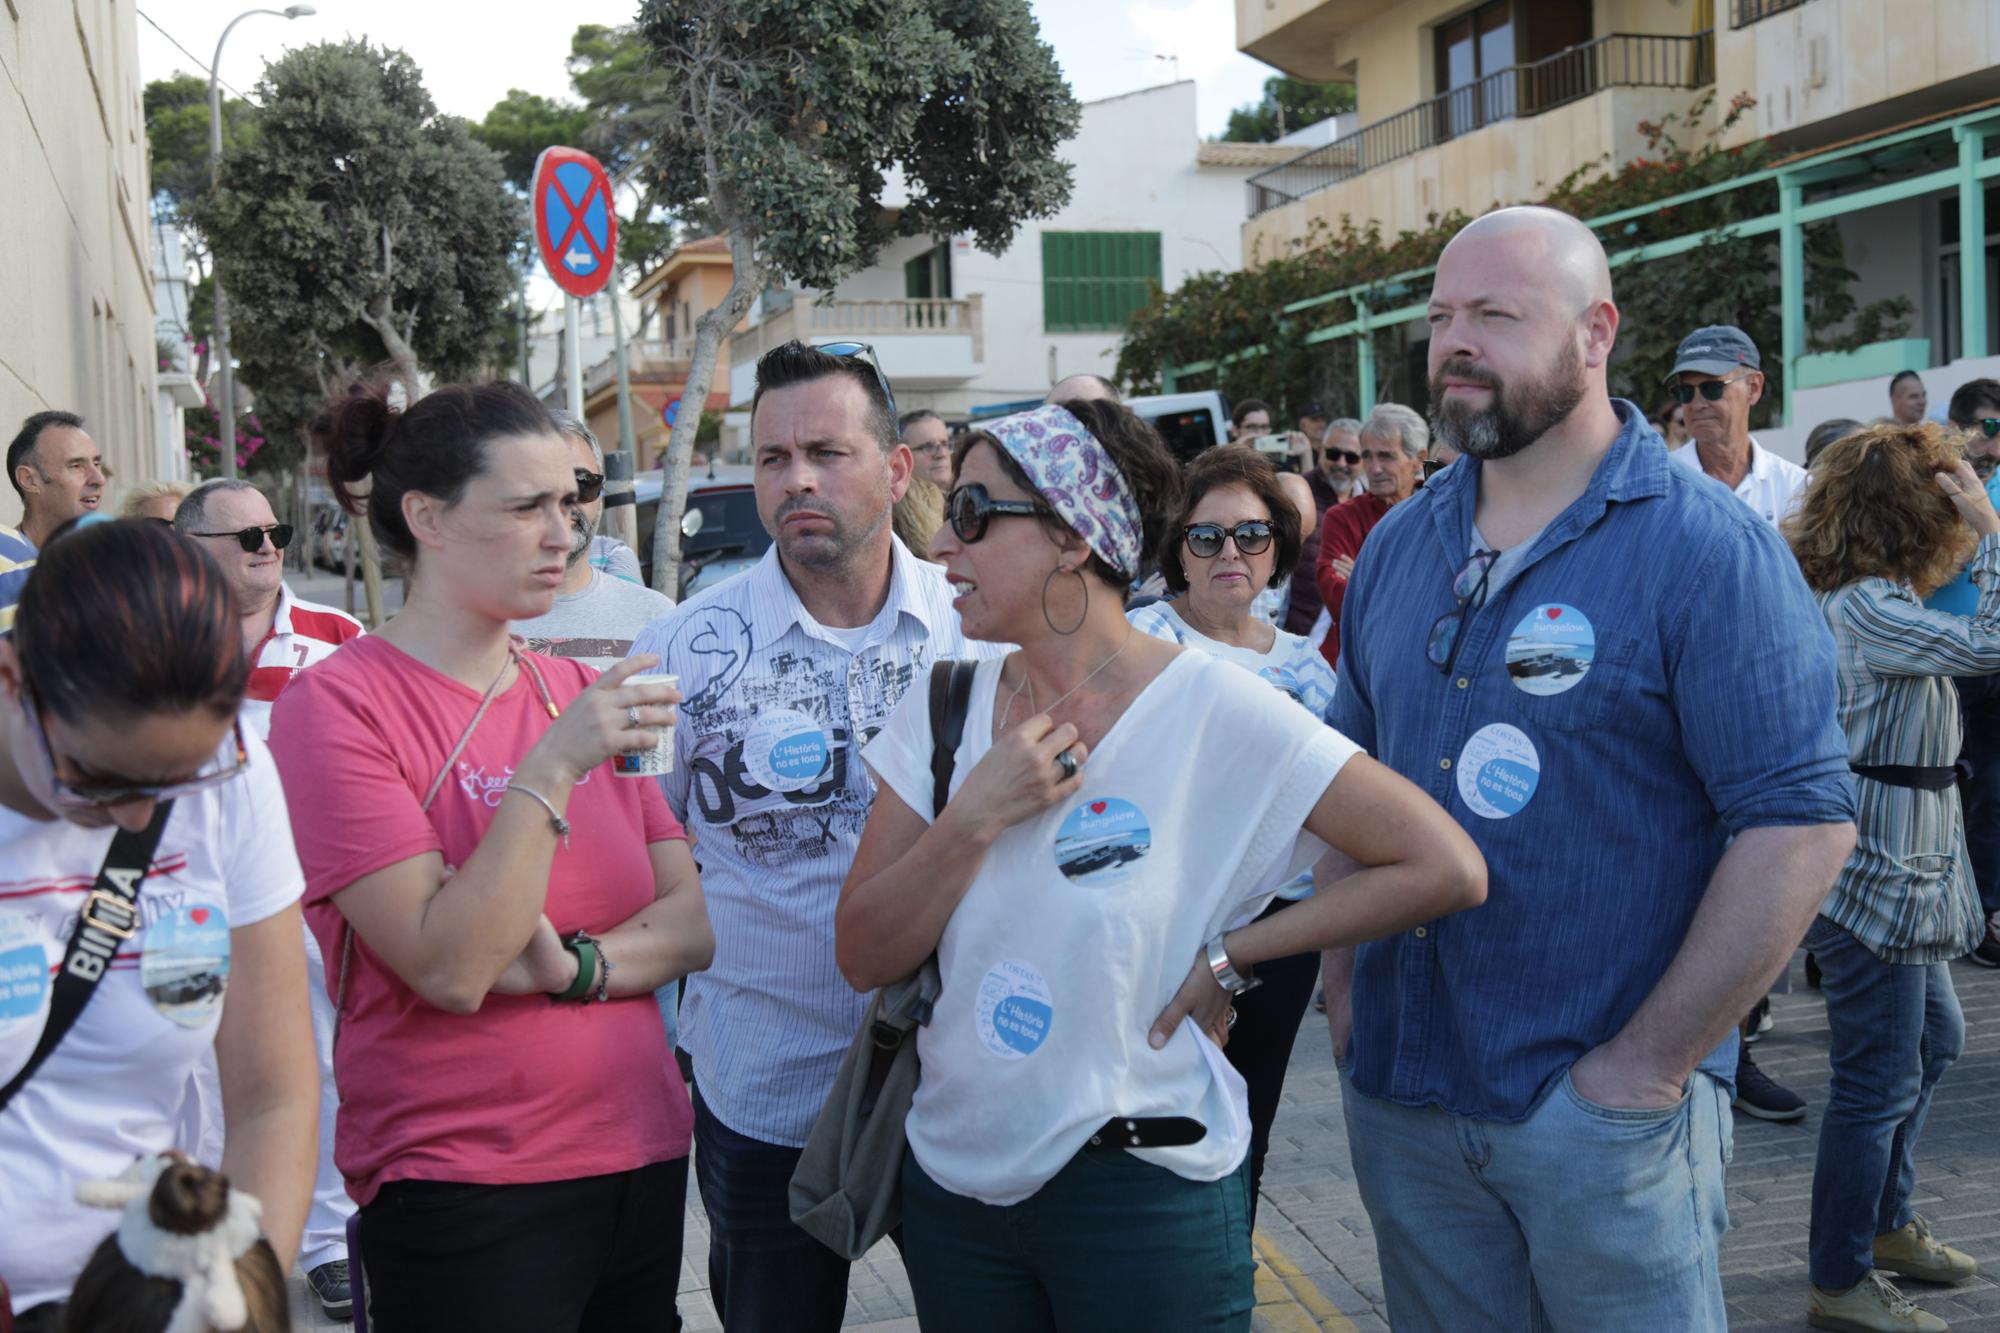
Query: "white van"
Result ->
[[1126, 390, 1230, 464]]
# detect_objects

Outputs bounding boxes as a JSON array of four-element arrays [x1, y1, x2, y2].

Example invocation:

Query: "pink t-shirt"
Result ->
[[267, 635, 691, 1205]]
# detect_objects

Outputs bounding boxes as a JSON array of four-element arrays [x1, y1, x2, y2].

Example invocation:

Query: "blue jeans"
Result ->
[[689, 1082, 851, 1333], [1340, 1064, 1732, 1331], [1805, 916, 1966, 1290], [1954, 674, 2000, 916], [901, 1150, 1254, 1333]]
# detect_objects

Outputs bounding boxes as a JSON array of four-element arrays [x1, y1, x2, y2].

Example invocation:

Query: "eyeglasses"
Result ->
[[1977, 419, 2000, 439], [945, 483, 1041, 543], [1422, 460, 1447, 480], [817, 341, 899, 420], [911, 442, 951, 459], [1183, 521, 1273, 559], [21, 694, 249, 810], [188, 523, 292, 553], [1323, 449, 1361, 466], [573, 469, 605, 504], [1670, 373, 1754, 405], [1425, 550, 1499, 676]]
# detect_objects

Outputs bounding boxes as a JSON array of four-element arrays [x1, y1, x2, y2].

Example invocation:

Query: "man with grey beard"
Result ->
[[1323, 206, 1856, 1330], [512, 410, 674, 668]]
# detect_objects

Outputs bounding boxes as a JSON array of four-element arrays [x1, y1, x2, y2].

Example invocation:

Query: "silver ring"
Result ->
[[1056, 748, 1078, 780], [626, 705, 642, 728]]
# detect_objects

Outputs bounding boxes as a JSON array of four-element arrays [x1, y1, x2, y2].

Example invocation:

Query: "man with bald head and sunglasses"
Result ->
[[1665, 324, 1809, 526]]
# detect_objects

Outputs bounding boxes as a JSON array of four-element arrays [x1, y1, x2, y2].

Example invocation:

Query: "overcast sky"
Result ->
[[137, 0, 1278, 140]]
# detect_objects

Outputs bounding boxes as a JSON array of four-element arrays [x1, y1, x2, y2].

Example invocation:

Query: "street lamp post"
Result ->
[[208, 5, 315, 480]]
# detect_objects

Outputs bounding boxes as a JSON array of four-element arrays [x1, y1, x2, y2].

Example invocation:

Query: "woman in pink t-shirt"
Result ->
[[266, 380, 712, 1333]]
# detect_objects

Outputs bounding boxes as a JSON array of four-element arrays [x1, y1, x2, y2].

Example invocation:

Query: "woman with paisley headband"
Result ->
[[837, 398, 1485, 1331]]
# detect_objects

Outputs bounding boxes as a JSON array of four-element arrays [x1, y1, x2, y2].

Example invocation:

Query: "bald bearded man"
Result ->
[[1324, 207, 1856, 1330]]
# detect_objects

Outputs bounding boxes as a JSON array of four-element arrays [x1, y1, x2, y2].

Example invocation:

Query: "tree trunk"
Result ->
[[649, 225, 764, 596], [355, 512, 386, 629]]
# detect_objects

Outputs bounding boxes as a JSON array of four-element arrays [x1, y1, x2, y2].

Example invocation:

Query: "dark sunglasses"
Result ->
[[573, 469, 605, 504], [1423, 460, 1448, 480], [1323, 449, 1361, 466], [817, 340, 898, 419], [189, 523, 292, 553], [1978, 419, 2000, 439], [23, 693, 249, 809], [946, 483, 1040, 543], [1183, 521, 1273, 559], [1670, 373, 1752, 405], [1426, 550, 1499, 676]]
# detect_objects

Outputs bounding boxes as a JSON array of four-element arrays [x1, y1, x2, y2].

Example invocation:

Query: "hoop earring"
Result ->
[[1042, 565, 1089, 636]]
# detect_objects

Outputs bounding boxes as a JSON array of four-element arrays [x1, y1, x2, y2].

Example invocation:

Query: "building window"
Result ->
[[1041, 232, 1162, 333], [903, 242, 953, 301], [1731, 0, 1812, 29]]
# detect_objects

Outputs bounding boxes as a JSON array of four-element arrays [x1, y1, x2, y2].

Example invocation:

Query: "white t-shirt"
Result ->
[[1669, 437, 1808, 527], [0, 732, 304, 1310], [862, 651, 1358, 1205]]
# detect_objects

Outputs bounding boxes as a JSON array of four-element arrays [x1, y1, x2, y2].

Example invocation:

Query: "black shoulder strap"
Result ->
[[928, 659, 978, 818], [0, 801, 174, 1115]]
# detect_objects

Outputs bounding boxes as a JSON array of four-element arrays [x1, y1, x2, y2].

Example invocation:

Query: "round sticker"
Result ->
[[743, 707, 832, 793], [1505, 604, 1596, 696], [140, 902, 231, 1029], [1054, 797, 1152, 885], [975, 959, 1054, 1060], [0, 918, 48, 1036], [1456, 723, 1541, 820]]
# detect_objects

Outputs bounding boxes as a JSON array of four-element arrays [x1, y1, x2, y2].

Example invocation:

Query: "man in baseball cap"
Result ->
[[1663, 324, 1808, 528]]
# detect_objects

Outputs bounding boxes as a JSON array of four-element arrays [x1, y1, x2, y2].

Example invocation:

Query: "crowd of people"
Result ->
[[0, 203, 1995, 1333]]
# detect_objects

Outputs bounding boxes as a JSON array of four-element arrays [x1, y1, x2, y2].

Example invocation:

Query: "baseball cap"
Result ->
[[1663, 325, 1761, 383]]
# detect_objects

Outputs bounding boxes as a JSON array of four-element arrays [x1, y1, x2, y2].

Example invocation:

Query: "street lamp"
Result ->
[[208, 5, 315, 479]]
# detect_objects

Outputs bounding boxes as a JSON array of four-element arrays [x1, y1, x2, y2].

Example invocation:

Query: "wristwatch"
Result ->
[[1205, 933, 1261, 996]]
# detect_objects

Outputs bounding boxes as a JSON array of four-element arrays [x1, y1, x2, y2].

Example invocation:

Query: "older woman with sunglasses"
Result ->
[[1125, 446, 1341, 1234], [1786, 423, 2000, 1331], [0, 520, 317, 1332], [837, 400, 1484, 1332]]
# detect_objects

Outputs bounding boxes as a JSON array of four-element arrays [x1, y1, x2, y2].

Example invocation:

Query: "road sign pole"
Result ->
[[564, 294, 584, 420]]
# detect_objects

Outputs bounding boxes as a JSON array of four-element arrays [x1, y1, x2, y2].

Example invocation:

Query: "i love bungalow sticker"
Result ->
[[1504, 604, 1595, 697]]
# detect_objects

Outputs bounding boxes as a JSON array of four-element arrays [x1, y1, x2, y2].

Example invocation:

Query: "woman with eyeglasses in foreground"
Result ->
[[1784, 422, 1997, 1332], [836, 400, 1484, 1332], [0, 519, 316, 1333], [1125, 446, 1342, 1236], [265, 380, 712, 1331]]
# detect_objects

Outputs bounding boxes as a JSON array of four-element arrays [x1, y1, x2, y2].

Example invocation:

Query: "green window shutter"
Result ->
[[1041, 231, 1162, 333], [904, 251, 932, 300]]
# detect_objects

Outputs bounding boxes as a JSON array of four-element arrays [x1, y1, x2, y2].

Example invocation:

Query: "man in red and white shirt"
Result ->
[[176, 478, 361, 1320]]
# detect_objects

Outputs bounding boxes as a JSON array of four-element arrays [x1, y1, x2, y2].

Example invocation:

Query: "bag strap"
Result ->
[[0, 800, 176, 1115], [927, 659, 978, 819]]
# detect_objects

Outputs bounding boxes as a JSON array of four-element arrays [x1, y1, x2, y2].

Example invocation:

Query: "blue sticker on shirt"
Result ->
[[976, 960, 1053, 1059], [744, 707, 833, 792], [1054, 798, 1152, 885], [140, 902, 231, 1029], [0, 940, 48, 1032], [1505, 604, 1595, 696], [1456, 724, 1541, 819]]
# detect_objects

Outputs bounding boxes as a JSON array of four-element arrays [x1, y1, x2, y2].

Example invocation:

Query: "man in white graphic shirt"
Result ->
[[176, 479, 361, 1320], [630, 340, 987, 1332]]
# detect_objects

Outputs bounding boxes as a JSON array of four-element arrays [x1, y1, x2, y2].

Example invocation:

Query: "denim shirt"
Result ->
[[1330, 400, 1855, 1122]]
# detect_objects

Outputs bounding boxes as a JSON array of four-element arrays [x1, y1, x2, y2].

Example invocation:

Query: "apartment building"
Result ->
[[1, 1, 159, 525]]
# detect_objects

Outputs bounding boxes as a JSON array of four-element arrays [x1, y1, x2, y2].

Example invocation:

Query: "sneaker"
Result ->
[[1970, 916, 2000, 969], [1734, 1049, 1807, 1121], [307, 1259, 353, 1322], [1807, 1272, 1948, 1332], [1874, 1216, 1979, 1284], [1744, 995, 1775, 1044]]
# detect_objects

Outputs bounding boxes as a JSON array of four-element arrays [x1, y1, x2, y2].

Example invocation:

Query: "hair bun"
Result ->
[[148, 1160, 233, 1237], [314, 385, 398, 511]]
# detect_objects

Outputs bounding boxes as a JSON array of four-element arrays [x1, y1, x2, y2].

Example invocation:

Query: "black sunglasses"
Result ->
[[817, 341, 898, 420], [573, 469, 605, 504], [1323, 449, 1361, 466], [190, 523, 292, 553], [946, 483, 1040, 543], [1422, 460, 1448, 480], [1670, 373, 1753, 405], [1183, 521, 1273, 559], [1426, 550, 1499, 676]]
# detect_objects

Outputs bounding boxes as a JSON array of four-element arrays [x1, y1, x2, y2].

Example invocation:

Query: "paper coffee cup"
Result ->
[[613, 673, 677, 778]]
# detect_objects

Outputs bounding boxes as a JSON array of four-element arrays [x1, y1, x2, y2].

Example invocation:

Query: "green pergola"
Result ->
[[1163, 102, 2000, 426]]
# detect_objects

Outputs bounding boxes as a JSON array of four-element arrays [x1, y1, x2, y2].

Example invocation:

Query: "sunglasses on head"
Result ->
[[1183, 520, 1273, 559], [189, 523, 292, 553], [573, 469, 605, 504], [945, 483, 1040, 543], [1670, 373, 1753, 405], [816, 341, 899, 420]]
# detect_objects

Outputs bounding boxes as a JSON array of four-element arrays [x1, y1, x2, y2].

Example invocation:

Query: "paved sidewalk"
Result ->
[[291, 953, 2000, 1331]]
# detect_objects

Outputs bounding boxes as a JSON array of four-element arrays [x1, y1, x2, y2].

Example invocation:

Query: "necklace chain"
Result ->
[[999, 626, 1133, 733]]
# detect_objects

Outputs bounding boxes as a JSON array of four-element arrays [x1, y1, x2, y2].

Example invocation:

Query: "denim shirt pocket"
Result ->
[[1507, 630, 1641, 735]]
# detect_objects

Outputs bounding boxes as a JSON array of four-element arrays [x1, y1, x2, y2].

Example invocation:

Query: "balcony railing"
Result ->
[[583, 338, 700, 396], [1248, 30, 1715, 217], [1732, 0, 1813, 28], [738, 295, 984, 363]]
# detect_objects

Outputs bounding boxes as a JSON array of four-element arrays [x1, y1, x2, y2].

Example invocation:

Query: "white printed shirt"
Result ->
[[628, 539, 993, 1146], [240, 585, 364, 740], [1669, 437, 1808, 528]]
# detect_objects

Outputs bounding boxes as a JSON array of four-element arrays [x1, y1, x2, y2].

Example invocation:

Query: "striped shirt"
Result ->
[[0, 524, 35, 635], [242, 585, 364, 740], [629, 539, 990, 1145], [1816, 532, 2000, 962]]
